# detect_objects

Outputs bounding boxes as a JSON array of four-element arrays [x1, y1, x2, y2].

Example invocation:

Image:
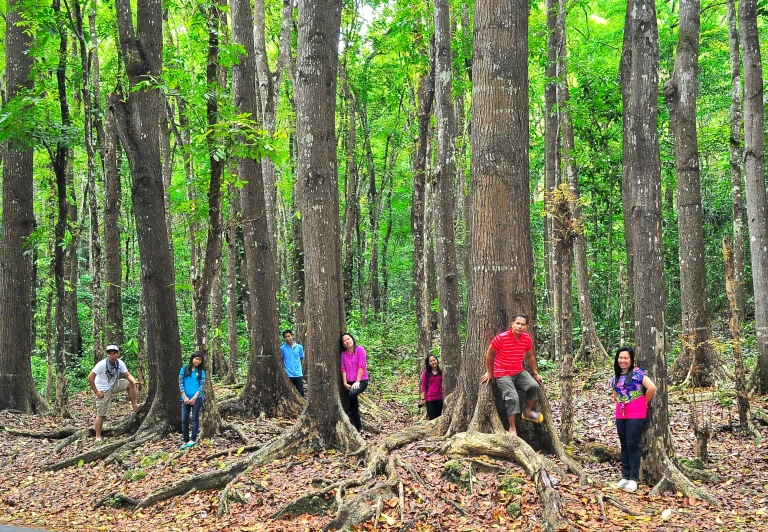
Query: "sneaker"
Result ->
[[179, 443, 187, 450], [186, 441, 196, 448], [616, 479, 629, 489], [624, 480, 638, 493]]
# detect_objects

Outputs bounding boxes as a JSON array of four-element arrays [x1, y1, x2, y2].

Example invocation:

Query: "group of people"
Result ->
[[90, 313, 656, 493]]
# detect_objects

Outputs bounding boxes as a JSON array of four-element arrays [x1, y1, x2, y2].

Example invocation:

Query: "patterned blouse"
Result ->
[[611, 367, 647, 419]]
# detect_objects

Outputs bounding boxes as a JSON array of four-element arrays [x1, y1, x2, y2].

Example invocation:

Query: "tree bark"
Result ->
[[341, 66, 359, 314], [444, 0, 537, 437], [664, 0, 719, 388], [723, 238, 752, 431], [92, 8, 124, 351], [225, 186, 240, 385], [739, 0, 768, 394], [411, 47, 435, 367], [293, 0, 361, 450], [727, 0, 746, 325], [621, 0, 677, 486], [254, 0, 293, 265], [544, 0, 560, 364], [192, 0, 226, 353], [111, 0, 184, 433], [52, 0, 71, 418], [231, 0, 300, 417], [433, 0, 462, 396], [71, 0, 104, 363], [0, 0, 45, 413]]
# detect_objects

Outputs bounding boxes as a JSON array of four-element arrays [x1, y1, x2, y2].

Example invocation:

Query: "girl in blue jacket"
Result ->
[[179, 352, 206, 449]]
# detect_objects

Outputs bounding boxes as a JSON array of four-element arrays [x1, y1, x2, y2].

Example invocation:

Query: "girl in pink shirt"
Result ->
[[420, 355, 444, 420], [340, 332, 368, 432]]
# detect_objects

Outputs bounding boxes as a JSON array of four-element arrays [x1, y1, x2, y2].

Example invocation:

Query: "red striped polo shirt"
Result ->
[[491, 330, 533, 377]]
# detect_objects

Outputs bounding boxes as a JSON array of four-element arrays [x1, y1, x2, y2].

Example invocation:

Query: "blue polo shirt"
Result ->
[[280, 342, 304, 378]]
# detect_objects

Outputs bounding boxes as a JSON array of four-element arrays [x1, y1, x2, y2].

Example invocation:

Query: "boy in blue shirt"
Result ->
[[280, 329, 305, 396]]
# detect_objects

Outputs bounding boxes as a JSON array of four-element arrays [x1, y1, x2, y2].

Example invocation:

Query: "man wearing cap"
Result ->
[[88, 345, 139, 441]]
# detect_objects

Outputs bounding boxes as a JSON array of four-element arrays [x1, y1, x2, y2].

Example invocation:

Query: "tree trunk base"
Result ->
[[442, 431, 570, 531], [649, 437, 719, 506]]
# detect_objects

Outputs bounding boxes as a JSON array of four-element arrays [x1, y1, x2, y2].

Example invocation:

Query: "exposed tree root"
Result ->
[[752, 408, 768, 425], [47, 437, 131, 471], [271, 423, 434, 529], [581, 442, 621, 463], [536, 389, 590, 485], [217, 393, 302, 420], [2, 426, 80, 439], [594, 489, 642, 517], [649, 437, 719, 506], [53, 411, 142, 453], [321, 455, 400, 532], [93, 491, 141, 510], [104, 433, 156, 465], [442, 431, 570, 531], [219, 421, 252, 444], [207, 443, 263, 462], [678, 463, 721, 483]]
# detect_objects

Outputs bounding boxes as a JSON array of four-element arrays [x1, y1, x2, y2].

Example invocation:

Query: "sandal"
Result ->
[[521, 411, 544, 423]]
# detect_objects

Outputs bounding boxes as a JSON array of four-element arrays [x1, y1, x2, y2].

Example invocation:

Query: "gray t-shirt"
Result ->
[[92, 358, 128, 391]]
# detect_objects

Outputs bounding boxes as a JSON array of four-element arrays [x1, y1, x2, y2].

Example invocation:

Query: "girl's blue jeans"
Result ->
[[181, 398, 203, 442]]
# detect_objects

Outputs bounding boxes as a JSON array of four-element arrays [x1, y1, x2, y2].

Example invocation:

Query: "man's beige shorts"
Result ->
[[95, 379, 130, 417]]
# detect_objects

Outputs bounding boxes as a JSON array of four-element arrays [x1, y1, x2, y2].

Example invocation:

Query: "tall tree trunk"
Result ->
[[411, 47, 435, 367], [211, 268, 225, 375], [723, 238, 752, 431], [0, 0, 45, 413], [433, 0, 462, 396], [341, 67, 359, 314], [254, 0, 293, 265], [192, 0, 226, 354], [71, 0, 105, 363], [91, 6, 120, 351], [665, 0, 719, 388], [292, 0, 360, 450], [555, 2, 607, 366], [443, 0, 538, 438], [53, 0, 71, 418], [739, 0, 768, 394], [111, 0, 184, 434], [621, 0, 702, 494], [225, 186, 240, 385], [101, 86, 125, 348], [231, 0, 300, 417], [727, 0, 746, 325], [544, 0, 560, 364]]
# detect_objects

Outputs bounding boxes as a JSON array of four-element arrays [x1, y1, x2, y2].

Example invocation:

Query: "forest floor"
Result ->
[[0, 367, 767, 532]]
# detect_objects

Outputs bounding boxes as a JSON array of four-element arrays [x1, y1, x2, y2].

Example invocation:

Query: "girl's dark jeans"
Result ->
[[346, 380, 368, 432], [616, 417, 646, 481], [426, 399, 443, 420], [181, 397, 204, 443]]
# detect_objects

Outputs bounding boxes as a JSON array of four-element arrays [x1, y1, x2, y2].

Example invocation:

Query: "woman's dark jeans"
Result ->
[[346, 380, 368, 432], [426, 399, 444, 420], [616, 417, 646, 481], [181, 397, 204, 443]]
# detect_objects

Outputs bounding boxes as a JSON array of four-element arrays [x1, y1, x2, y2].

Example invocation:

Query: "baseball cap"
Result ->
[[106, 344, 120, 352]]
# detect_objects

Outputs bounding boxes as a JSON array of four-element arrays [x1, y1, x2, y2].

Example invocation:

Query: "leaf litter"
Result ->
[[0, 368, 766, 531]]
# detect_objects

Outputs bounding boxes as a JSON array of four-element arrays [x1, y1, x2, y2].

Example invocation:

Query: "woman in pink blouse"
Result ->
[[340, 332, 369, 432]]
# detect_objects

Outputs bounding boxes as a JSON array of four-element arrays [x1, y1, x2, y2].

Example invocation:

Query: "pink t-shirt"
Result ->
[[421, 370, 444, 401], [340, 346, 369, 382]]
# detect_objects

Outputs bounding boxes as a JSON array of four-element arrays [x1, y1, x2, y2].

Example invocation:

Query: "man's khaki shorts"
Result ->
[[95, 379, 130, 417]]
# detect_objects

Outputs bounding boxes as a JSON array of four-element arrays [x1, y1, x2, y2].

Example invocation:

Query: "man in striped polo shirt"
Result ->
[[481, 313, 544, 437]]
